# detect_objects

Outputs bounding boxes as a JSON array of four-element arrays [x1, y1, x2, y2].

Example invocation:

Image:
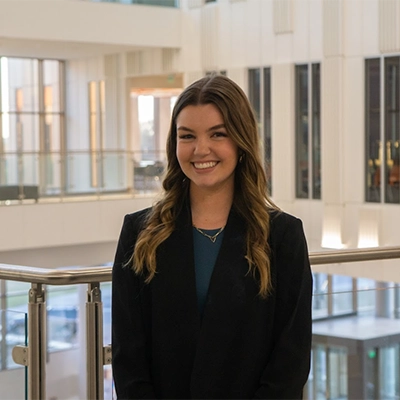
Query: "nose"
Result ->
[[194, 136, 211, 156]]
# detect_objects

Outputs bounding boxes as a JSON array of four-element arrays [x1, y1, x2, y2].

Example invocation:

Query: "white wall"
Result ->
[[0, 196, 155, 265], [0, 1, 181, 49]]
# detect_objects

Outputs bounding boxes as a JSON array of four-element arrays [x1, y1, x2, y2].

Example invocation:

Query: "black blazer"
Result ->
[[112, 204, 312, 400]]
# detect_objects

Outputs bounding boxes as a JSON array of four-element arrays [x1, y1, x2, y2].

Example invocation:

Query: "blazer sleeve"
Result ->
[[112, 213, 156, 399], [254, 216, 313, 399]]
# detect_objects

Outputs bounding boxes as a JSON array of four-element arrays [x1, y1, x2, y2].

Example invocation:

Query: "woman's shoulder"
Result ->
[[268, 209, 305, 243], [125, 207, 152, 225], [118, 207, 152, 242], [269, 209, 302, 225]]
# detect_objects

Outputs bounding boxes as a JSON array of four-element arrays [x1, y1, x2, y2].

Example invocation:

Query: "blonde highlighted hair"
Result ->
[[132, 74, 278, 297]]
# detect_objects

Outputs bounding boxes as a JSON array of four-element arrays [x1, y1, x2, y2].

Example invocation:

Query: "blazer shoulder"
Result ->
[[123, 207, 152, 233], [269, 209, 303, 231], [114, 207, 152, 265], [269, 210, 306, 247]]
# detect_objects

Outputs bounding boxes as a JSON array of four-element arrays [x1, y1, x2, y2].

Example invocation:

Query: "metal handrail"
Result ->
[[0, 264, 111, 285], [309, 245, 400, 265], [1, 245, 400, 400], [2, 245, 400, 285]]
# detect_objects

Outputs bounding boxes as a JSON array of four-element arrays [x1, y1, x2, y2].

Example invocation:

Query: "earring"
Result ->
[[239, 154, 244, 163]]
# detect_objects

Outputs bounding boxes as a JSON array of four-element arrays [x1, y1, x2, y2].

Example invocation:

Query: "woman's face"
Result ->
[[176, 104, 239, 194]]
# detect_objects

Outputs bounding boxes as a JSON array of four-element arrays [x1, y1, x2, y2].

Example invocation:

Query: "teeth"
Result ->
[[194, 162, 217, 169]]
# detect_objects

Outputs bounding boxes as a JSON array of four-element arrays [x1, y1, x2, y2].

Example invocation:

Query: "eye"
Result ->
[[178, 133, 195, 140], [212, 131, 228, 138]]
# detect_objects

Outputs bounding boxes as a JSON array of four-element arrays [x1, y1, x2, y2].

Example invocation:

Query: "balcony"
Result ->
[[1, 247, 400, 399]]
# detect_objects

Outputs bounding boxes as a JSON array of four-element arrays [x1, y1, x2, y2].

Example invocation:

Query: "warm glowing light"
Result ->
[[321, 233, 346, 249]]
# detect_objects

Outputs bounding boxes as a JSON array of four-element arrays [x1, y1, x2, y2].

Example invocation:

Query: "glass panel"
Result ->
[[312, 63, 321, 200], [365, 58, 381, 203], [102, 152, 127, 192], [44, 113, 61, 153], [263, 67, 272, 194], [3, 113, 39, 153], [0, 153, 39, 201], [358, 278, 376, 316], [379, 344, 400, 399], [295, 64, 309, 198], [66, 151, 98, 194], [384, 56, 400, 204], [133, 157, 164, 193], [328, 346, 347, 399], [40, 147, 62, 196], [6, 58, 39, 113], [313, 273, 328, 319], [43, 60, 61, 113], [47, 286, 79, 351], [0, 153, 19, 186], [332, 275, 354, 315], [6, 281, 29, 312], [138, 95, 155, 158], [248, 68, 261, 125], [101, 282, 113, 399], [312, 344, 327, 399]]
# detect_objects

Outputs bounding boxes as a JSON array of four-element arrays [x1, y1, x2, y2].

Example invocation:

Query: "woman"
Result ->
[[112, 75, 312, 399]]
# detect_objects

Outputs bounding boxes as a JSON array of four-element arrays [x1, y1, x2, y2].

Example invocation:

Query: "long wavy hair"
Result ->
[[133, 74, 278, 297]]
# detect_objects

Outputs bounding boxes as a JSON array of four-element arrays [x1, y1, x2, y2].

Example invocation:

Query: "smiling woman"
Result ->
[[176, 103, 239, 204], [112, 74, 312, 399]]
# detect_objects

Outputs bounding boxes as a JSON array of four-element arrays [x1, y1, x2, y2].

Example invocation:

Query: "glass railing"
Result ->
[[1, 246, 400, 399], [0, 309, 27, 399], [306, 285, 400, 400], [0, 150, 166, 203], [89, 0, 178, 8]]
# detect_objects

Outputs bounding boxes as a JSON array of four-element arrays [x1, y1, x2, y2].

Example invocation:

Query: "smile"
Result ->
[[193, 161, 218, 169]]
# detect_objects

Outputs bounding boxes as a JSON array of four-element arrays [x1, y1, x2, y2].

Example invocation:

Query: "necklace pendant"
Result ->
[[194, 225, 225, 243]]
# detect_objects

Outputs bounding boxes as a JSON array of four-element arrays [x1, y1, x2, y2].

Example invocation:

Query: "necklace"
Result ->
[[193, 226, 225, 243]]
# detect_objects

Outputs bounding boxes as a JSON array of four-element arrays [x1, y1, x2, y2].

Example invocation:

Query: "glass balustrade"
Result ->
[[0, 150, 166, 204], [0, 309, 27, 399], [1, 249, 400, 399]]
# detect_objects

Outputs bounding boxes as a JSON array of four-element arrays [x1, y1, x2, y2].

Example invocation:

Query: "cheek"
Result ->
[[176, 144, 187, 164]]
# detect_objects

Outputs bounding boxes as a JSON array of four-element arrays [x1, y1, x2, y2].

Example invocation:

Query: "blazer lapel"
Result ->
[[191, 210, 250, 385], [151, 202, 201, 332]]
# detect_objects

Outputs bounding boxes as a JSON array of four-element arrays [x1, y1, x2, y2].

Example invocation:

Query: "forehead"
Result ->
[[176, 104, 224, 128]]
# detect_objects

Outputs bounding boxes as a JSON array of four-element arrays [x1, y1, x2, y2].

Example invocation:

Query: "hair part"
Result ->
[[132, 74, 278, 297]]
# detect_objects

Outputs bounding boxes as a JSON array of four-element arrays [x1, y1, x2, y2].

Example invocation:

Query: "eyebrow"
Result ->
[[177, 124, 226, 133]]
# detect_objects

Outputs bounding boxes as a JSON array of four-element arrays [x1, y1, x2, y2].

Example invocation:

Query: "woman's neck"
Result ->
[[190, 185, 234, 229]]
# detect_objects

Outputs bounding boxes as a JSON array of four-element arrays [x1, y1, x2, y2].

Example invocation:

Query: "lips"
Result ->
[[193, 161, 218, 169]]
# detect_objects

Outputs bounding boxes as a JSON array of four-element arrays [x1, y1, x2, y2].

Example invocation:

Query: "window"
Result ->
[[295, 63, 321, 199], [0, 57, 65, 197], [365, 58, 381, 202], [385, 57, 400, 204], [365, 57, 400, 204], [248, 67, 272, 193]]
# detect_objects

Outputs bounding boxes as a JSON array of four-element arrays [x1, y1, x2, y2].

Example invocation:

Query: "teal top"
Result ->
[[192, 227, 224, 315]]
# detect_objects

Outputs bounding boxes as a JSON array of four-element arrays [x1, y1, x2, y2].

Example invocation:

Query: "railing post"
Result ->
[[28, 283, 46, 400], [86, 282, 104, 400]]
